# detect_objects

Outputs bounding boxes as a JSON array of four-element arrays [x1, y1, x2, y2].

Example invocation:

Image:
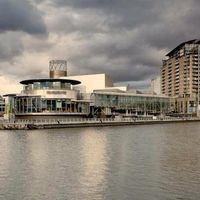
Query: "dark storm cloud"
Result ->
[[49, 0, 164, 30], [50, 0, 200, 46], [43, 0, 200, 87], [146, 1, 200, 45], [0, 0, 48, 72], [0, 32, 24, 61], [0, 0, 46, 34], [2, 0, 200, 90]]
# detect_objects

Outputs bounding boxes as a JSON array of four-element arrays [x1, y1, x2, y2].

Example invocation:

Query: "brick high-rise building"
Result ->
[[161, 39, 200, 114]]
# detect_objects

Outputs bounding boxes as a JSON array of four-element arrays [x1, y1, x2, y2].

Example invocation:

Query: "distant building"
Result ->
[[161, 39, 200, 115], [151, 76, 161, 95]]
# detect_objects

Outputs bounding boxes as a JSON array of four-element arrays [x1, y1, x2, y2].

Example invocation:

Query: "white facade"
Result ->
[[151, 76, 161, 95], [64, 74, 114, 93]]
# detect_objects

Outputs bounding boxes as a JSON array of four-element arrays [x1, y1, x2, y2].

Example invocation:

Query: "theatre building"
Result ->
[[4, 60, 90, 120]]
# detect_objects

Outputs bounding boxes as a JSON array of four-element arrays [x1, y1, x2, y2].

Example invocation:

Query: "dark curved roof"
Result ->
[[20, 78, 81, 85], [3, 94, 17, 97], [166, 39, 200, 57]]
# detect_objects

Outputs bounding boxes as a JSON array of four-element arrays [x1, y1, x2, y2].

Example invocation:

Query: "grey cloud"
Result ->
[[140, 0, 200, 50], [66, 32, 163, 84], [47, 0, 200, 88], [48, 0, 163, 30], [0, 0, 46, 34], [2, 0, 200, 90], [48, 0, 200, 46], [0, 0, 49, 74], [0, 32, 24, 61], [69, 46, 160, 83], [46, 9, 108, 35]]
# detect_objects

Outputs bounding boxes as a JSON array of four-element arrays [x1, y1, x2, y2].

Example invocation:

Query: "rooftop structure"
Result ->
[[166, 39, 200, 58], [49, 60, 68, 78], [20, 78, 80, 85]]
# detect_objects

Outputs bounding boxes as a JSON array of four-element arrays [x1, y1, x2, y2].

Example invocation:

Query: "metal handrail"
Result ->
[[0, 116, 196, 125]]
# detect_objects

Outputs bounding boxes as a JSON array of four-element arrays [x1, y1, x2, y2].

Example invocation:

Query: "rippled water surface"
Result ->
[[1, 123, 200, 200]]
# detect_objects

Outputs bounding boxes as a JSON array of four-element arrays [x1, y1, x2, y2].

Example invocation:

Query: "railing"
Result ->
[[1, 116, 199, 126]]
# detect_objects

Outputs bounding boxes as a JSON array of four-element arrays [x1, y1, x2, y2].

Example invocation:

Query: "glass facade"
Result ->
[[15, 97, 89, 114], [24, 81, 71, 91], [91, 93, 170, 114]]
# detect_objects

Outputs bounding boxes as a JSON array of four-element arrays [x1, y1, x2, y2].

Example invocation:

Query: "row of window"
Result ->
[[92, 94, 170, 111], [15, 97, 89, 114], [24, 82, 71, 91]]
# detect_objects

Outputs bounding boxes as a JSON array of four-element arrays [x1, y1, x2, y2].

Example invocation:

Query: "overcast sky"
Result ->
[[0, 0, 199, 94]]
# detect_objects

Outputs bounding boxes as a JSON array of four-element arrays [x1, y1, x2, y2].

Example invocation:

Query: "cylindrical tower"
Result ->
[[49, 60, 67, 78]]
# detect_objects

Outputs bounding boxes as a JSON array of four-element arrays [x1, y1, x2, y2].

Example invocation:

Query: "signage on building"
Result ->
[[46, 91, 67, 95]]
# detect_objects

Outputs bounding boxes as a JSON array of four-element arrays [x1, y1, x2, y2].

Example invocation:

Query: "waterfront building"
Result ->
[[4, 61, 90, 121], [161, 39, 200, 115], [2, 60, 171, 121], [4, 79, 90, 120], [91, 90, 170, 116], [64, 73, 170, 117], [14, 79, 90, 120]]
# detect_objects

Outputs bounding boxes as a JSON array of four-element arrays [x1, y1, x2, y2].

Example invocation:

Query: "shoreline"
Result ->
[[0, 118, 200, 130]]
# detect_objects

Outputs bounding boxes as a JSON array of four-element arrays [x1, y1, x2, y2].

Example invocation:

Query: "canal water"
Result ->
[[1, 122, 200, 200]]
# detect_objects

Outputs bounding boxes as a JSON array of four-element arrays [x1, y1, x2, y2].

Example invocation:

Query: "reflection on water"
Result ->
[[1, 123, 200, 200], [159, 124, 200, 199], [79, 129, 108, 199]]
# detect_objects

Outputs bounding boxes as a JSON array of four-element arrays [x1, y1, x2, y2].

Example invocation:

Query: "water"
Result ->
[[1, 123, 200, 200]]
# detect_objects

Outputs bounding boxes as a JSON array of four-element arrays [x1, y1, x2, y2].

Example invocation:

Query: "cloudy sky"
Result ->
[[0, 0, 199, 94]]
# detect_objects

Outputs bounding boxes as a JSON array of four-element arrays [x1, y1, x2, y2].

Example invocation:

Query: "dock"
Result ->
[[0, 117, 200, 130]]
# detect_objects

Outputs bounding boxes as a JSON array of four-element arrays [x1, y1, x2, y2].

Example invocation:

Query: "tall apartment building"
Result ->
[[161, 39, 200, 114]]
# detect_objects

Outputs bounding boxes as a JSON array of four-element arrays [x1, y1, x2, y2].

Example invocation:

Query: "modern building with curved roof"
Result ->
[[20, 78, 81, 85], [166, 39, 200, 57], [4, 74, 90, 120]]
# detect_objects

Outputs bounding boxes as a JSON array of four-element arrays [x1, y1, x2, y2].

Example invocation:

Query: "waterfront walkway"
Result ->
[[0, 117, 200, 130]]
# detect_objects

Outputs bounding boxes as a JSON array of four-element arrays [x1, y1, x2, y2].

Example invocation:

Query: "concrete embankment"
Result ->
[[0, 118, 200, 130]]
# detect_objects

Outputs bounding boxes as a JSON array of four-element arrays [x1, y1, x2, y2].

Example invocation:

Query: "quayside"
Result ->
[[0, 117, 200, 130]]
